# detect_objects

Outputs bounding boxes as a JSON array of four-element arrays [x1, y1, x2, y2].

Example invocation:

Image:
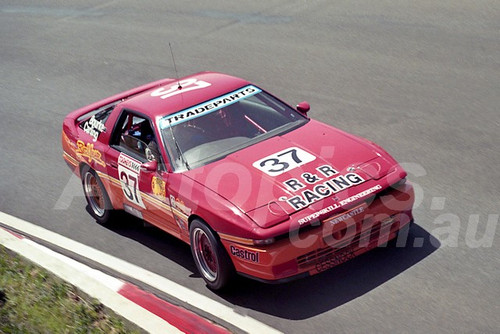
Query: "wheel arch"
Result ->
[[188, 214, 217, 237], [188, 216, 236, 289], [79, 162, 89, 176]]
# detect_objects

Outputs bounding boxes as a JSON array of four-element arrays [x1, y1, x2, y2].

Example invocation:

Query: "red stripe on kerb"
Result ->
[[0, 227, 24, 239], [118, 283, 230, 334]]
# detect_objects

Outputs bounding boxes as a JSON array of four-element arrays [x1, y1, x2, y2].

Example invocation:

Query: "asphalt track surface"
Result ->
[[1, 1, 499, 333]]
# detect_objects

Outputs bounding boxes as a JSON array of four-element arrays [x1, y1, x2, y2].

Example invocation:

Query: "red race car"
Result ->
[[62, 72, 414, 290]]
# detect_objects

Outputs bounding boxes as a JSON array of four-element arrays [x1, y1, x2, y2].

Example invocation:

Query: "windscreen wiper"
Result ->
[[168, 118, 190, 170]]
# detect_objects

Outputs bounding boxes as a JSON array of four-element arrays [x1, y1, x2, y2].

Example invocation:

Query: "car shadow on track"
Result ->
[[103, 212, 200, 276], [104, 213, 439, 320], [217, 222, 440, 319]]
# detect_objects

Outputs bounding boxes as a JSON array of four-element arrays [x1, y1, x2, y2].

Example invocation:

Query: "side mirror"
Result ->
[[296, 101, 310, 114], [141, 160, 158, 173]]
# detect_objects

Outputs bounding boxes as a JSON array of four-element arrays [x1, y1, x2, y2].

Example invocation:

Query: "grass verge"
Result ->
[[0, 245, 140, 333]]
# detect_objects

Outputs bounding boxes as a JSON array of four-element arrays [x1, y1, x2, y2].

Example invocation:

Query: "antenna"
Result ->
[[169, 42, 182, 90]]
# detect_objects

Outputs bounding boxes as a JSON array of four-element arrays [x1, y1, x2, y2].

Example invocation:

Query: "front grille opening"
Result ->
[[297, 213, 402, 269]]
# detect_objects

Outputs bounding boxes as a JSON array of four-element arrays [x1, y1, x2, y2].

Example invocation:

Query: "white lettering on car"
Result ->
[[324, 204, 366, 225], [159, 85, 262, 128], [298, 204, 339, 225], [150, 78, 211, 100], [284, 165, 369, 210], [83, 115, 106, 142]]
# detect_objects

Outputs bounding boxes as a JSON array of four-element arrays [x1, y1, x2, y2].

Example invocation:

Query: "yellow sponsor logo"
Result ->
[[76, 140, 105, 167], [151, 176, 166, 199]]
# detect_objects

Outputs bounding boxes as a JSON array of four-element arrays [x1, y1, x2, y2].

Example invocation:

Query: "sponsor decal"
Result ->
[[280, 164, 382, 211], [297, 202, 367, 226], [169, 195, 191, 231], [83, 115, 106, 141], [324, 204, 366, 225], [118, 153, 145, 208], [285, 165, 366, 210], [253, 147, 316, 177], [118, 154, 141, 173], [338, 185, 382, 206], [76, 140, 105, 167], [230, 245, 260, 263], [160, 85, 262, 128], [170, 195, 192, 216], [151, 176, 166, 200], [298, 205, 338, 226]]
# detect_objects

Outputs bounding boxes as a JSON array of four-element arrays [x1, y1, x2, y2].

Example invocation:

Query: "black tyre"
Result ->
[[189, 219, 235, 290], [81, 166, 114, 225]]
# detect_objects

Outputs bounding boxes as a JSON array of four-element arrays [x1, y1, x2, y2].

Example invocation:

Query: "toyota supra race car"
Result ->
[[62, 72, 415, 290]]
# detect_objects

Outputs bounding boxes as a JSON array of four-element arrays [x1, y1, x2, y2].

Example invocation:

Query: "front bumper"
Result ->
[[221, 182, 415, 282]]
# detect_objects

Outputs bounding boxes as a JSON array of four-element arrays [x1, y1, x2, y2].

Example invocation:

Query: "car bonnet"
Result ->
[[182, 120, 396, 225]]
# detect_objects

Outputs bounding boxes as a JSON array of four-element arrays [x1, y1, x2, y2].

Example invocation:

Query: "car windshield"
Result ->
[[159, 85, 308, 171]]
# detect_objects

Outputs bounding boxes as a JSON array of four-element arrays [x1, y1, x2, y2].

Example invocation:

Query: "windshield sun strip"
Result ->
[[159, 85, 262, 129]]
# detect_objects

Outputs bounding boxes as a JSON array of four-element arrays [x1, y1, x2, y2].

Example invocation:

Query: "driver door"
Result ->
[[105, 110, 180, 236]]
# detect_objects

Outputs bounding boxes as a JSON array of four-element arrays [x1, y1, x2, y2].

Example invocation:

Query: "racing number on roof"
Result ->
[[150, 78, 211, 100], [253, 147, 316, 176]]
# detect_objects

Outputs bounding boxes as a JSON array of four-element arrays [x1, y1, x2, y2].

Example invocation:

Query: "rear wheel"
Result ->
[[189, 219, 234, 290], [81, 166, 114, 225]]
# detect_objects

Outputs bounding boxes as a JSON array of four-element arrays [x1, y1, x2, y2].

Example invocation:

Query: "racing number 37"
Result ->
[[118, 164, 146, 209], [120, 171, 139, 202], [150, 79, 211, 100], [253, 147, 316, 176]]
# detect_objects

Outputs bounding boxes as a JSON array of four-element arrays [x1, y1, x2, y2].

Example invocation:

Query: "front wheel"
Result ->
[[81, 166, 115, 225], [189, 219, 235, 290]]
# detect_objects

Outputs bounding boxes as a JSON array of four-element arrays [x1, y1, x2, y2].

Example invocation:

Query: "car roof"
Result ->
[[119, 72, 251, 120]]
